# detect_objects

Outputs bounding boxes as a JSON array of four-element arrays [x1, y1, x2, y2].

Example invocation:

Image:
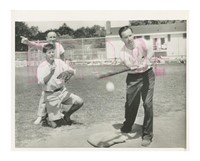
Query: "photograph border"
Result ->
[[12, 10, 189, 150]]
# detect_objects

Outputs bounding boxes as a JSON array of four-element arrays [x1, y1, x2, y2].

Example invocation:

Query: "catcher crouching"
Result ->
[[37, 43, 83, 128]]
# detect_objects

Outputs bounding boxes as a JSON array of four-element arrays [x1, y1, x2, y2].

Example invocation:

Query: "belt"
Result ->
[[128, 67, 152, 76], [45, 87, 63, 93], [143, 67, 152, 73]]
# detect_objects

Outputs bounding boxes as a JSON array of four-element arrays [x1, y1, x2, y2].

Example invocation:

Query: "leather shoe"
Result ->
[[47, 119, 57, 128], [120, 125, 132, 133], [141, 138, 152, 147]]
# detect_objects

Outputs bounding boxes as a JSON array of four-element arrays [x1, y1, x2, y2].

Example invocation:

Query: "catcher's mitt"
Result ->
[[57, 71, 73, 82]]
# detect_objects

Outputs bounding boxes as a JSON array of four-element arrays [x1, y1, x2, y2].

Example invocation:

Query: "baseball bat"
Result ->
[[96, 68, 132, 79]]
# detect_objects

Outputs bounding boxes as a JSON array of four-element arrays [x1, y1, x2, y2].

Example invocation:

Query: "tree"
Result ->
[[29, 26, 39, 37], [73, 27, 87, 38], [73, 25, 106, 38], [90, 25, 106, 37], [59, 34, 73, 39], [15, 22, 42, 51], [15, 22, 107, 51], [57, 23, 74, 36], [15, 22, 32, 51], [34, 31, 46, 41]]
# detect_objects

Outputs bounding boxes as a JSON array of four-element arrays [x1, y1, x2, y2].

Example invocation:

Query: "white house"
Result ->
[[106, 21, 187, 60]]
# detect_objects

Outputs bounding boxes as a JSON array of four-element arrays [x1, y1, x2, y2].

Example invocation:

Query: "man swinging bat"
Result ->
[[118, 26, 155, 147]]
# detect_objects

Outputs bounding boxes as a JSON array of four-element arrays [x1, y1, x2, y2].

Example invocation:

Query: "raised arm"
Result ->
[[37, 64, 56, 85], [20, 36, 45, 47], [43, 65, 56, 84]]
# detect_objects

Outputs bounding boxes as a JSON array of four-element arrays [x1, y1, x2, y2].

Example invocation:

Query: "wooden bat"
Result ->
[[96, 68, 132, 79]]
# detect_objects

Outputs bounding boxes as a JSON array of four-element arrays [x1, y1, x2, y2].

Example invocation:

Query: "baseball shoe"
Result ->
[[34, 117, 42, 125], [63, 112, 73, 125], [46, 119, 57, 128], [120, 125, 132, 133], [141, 138, 152, 147]]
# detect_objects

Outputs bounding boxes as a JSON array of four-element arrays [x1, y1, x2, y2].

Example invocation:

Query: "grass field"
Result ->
[[15, 63, 186, 147]]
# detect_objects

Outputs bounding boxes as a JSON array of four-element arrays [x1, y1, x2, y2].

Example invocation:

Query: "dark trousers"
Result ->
[[123, 68, 155, 140]]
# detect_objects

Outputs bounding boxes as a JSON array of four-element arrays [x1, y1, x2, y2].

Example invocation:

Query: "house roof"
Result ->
[[108, 22, 186, 36]]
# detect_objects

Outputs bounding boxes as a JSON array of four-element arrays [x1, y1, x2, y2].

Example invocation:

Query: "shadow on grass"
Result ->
[[42, 118, 84, 128], [112, 123, 143, 139]]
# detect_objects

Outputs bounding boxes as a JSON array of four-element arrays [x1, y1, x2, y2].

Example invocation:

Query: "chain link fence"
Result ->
[[15, 37, 108, 67]]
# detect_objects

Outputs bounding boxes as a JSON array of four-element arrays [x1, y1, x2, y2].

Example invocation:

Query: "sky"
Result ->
[[26, 21, 129, 32]]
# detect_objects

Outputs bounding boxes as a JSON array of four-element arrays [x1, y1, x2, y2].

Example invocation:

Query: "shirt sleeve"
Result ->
[[59, 44, 65, 55], [60, 60, 75, 74], [140, 38, 154, 58], [29, 42, 47, 48], [146, 41, 154, 59], [37, 64, 49, 85], [139, 38, 148, 52]]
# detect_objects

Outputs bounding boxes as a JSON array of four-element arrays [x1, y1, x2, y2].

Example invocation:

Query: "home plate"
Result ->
[[87, 131, 135, 148]]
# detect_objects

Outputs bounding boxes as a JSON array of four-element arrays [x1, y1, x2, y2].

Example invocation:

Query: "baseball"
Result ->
[[106, 81, 115, 92]]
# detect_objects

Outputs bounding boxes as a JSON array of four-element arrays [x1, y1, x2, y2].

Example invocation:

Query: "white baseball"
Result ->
[[106, 81, 115, 92]]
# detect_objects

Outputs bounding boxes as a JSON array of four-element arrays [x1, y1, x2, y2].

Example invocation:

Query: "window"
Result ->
[[153, 37, 167, 50], [167, 34, 171, 42], [144, 35, 150, 40], [183, 33, 187, 39], [134, 36, 142, 39], [161, 38, 165, 44]]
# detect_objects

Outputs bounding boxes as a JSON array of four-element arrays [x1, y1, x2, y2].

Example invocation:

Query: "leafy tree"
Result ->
[[15, 22, 41, 51], [73, 27, 87, 38], [73, 25, 106, 38], [15, 22, 106, 51], [34, 31, 46, 41], [59, 34, 73, 39], [90, 25, 106, 37], [29, 26, 39, 37], [57, 23, 74, 36], [15, 22, 32, 51]]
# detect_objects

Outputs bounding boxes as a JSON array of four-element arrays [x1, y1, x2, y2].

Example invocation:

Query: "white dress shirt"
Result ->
[[37, 59, 74, 92], [120, 38, 153, 74]]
